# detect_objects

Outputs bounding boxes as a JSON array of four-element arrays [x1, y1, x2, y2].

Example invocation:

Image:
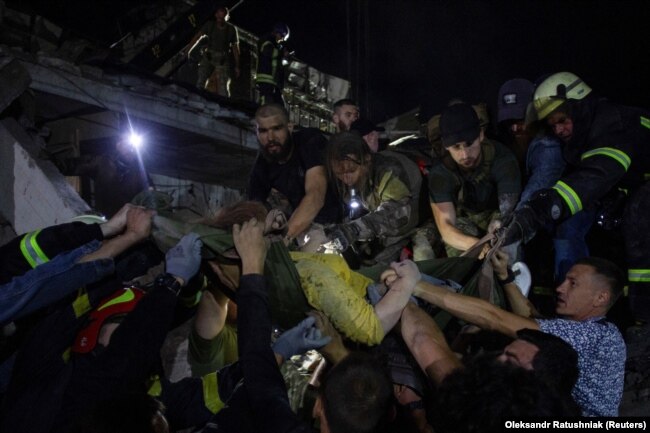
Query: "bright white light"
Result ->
[[350, 200, 360, 209], [129, 133, 143, 149]]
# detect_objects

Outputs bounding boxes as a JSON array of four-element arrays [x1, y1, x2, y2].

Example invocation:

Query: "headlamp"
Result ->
[[128, 132, 143, 149]]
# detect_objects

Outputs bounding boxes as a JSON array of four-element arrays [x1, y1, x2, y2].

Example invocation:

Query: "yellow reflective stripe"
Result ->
[[97, 288, 135, 312], [202, 372, 225, 414], [180, 290, 202, 309], [147, 375, 162, 397], [72, 288, 91, 318], [629, 269, 650, 282], [62, 347, 71, 363], [30, 232, 49, 265], [581, 147, 631, 171], [19, 235, 37, 268], [640, 116, 650, 130], [552, 181, 583, 215], [255, 73, 277, 85], [20, 230, 49, 268]]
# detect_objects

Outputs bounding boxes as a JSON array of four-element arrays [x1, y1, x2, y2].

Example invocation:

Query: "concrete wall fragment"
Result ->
[[0, 118, 90, 234]]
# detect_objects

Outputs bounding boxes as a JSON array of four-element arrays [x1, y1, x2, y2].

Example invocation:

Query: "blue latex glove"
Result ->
[[272, 316, 332, 360], [166, 233, 202, 284]]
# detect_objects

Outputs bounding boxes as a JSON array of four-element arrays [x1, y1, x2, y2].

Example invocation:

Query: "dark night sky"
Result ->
[[11, 0, 650, 123]]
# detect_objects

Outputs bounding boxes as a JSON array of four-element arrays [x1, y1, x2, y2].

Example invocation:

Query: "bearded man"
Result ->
[[248, 104, 340, 250]]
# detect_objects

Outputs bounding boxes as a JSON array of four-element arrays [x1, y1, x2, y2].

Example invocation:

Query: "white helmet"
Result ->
[[529, 72, 592, 121]]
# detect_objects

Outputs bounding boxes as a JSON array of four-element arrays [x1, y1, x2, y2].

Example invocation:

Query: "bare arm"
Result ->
[[286, 165, 327, 240], [412, 279, 539, 338], [501, 281, 540, 319], [490, 250, 540, 318], [194, 289, 229, 340], [99, 203, 131, 238], [431, 201, 479, 251], [400, 303, 462, 384], [373, 262, 419, 334], [78, 207, 154, 263]]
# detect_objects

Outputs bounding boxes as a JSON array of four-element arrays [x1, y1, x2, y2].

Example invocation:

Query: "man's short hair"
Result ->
[[322, 352, 393, 433], [575, 256, 625, 307], [255, 103, 289, 123], [434, 355, 579, 432], [516, 328, 579, 396], [333, 98, 358, 112]]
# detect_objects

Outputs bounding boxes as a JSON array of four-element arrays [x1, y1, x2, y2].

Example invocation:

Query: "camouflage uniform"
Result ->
[[428, 139, 521, 257], [339, 151, 422, 265], [196, 20, 238, 96]]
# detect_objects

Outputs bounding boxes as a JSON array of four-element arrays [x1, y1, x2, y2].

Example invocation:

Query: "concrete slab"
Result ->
[[0, 58, 30, 112], [11, 51, 258, 151], [0, 118, 90, 234]]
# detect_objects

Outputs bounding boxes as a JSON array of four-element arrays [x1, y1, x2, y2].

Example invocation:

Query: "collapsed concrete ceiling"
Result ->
[[1, 1, 260, 191]]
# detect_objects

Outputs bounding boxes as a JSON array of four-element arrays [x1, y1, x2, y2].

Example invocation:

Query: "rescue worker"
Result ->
[[429, 102, 521, 257], [188, 5, 240, 97], [324, 132, 422, 266], [332, 99, 360, 132], [255, 23, 290, 105], [0, 233, 207, 432], [497, 78, 594, 282], [499, 72, 650, 322]]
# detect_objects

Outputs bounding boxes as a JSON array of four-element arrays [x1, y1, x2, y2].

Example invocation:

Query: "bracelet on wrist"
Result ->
[[497, 268, 516, 285], [156, 273, 183, 296]]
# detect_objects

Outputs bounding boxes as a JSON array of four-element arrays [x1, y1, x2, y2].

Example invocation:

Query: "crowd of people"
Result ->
[[1, 26, 648, 431]]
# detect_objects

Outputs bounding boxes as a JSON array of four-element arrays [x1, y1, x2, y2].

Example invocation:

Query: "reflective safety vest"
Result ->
[[629, 269, 650, 283], [256, 37, 281, 86], [19, 230, 50, 268], [549, 102, 650, 219]]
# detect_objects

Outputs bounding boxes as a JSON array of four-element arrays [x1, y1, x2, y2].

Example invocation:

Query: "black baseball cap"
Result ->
[[350, 118, 385, 137], [440, 103, 480, 147]]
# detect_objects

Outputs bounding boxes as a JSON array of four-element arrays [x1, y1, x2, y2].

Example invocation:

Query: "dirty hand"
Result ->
[[100, 203, 132, 238], [487, 218, 502, 235], [124, 206, 156, 242], [233, 218, 268, 275], [489, 249, 510, 280], [385, 260, 420, 294], [264, 209, 288, 234]]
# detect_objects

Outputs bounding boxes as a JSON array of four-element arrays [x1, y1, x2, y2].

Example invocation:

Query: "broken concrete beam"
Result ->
[[0, 57, 31, 113], [0, 118, 90, 234]]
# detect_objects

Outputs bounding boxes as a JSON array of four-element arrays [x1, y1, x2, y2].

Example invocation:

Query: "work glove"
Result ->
[[324, 223, 360, 252], [497, 189, 563, 246], [272, 316, 332, 360], [166, 232, 203, 284]]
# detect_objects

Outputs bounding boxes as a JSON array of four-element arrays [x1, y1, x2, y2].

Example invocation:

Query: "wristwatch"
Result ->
[[497, 268, 516, 285], [156, 273, 182, 295]]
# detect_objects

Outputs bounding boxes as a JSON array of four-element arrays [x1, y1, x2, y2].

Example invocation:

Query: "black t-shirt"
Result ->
[[248, 128, 340, 224]]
